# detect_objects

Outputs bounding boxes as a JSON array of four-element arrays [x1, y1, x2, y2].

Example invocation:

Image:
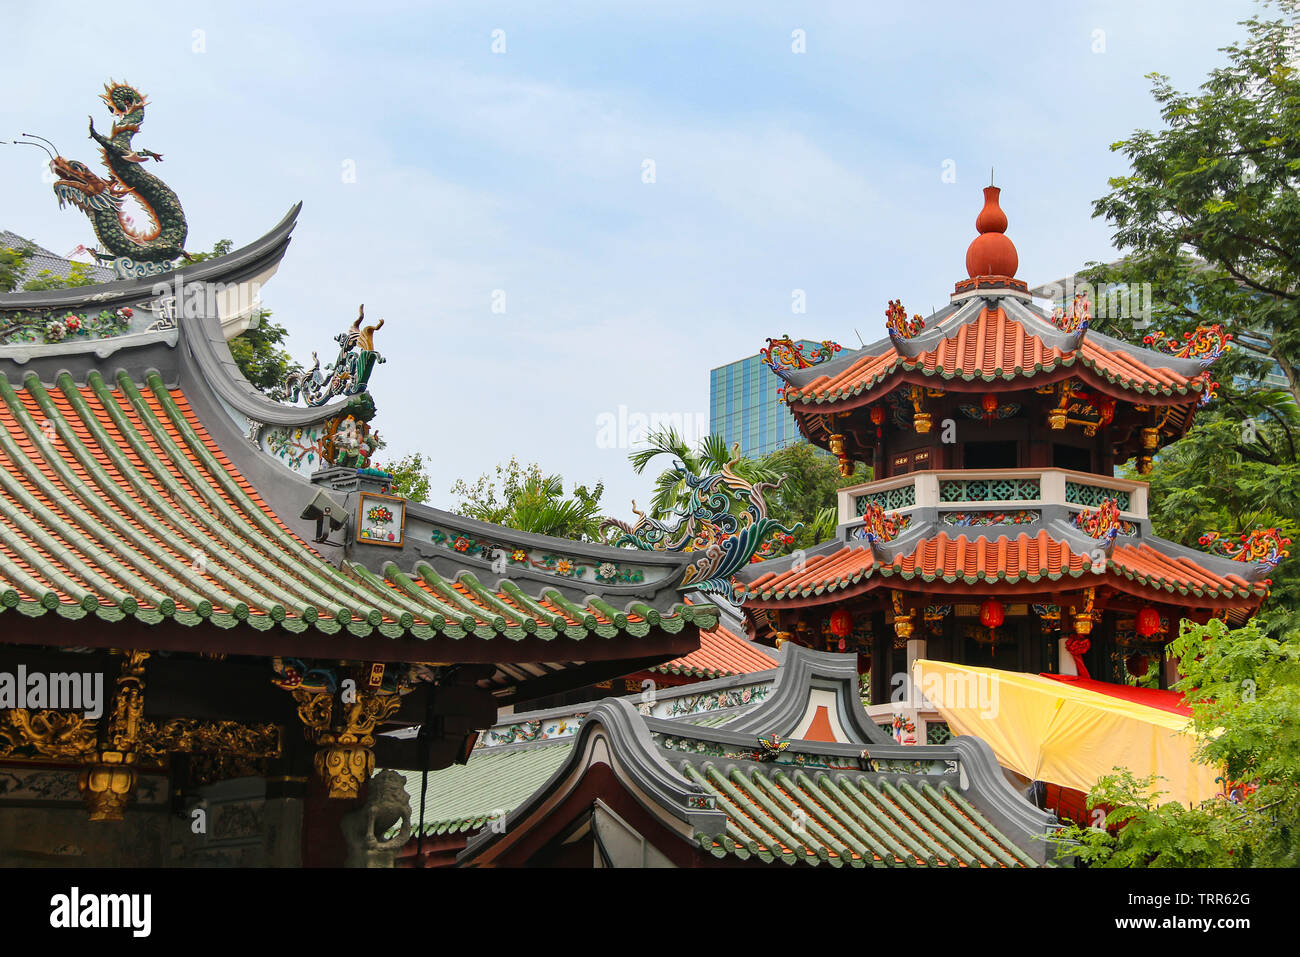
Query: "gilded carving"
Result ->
[[909, 386, 932, 434], [284, 681, 403, 799], [291, 688, 334, 730], [136, 719, 281, 761], [0, 709, 98, 759], [80, 650, 148, 822], [891, 590, 915, 639], [1069, 587, 1097, 636], [0, 651, 285, 821]]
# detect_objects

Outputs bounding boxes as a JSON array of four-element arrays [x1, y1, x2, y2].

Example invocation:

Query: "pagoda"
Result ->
[[736, 186, 1287, 713]]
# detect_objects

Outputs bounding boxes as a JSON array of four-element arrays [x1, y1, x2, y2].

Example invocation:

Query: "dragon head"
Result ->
[[100, 81, 148, 129], [50, 155, 120, 214]]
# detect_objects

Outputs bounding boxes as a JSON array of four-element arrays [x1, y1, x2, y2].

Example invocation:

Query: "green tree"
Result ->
[[0, 243, 32, 292], [451, 458, 608, 541], [628, 428, 780, 520], [185, 238, 235, 263], [1055, 619, 1300, 867], [759, 442, 871, 549], [1085, 1, 1300, 404], [20, 261, 97, 291], [1121, 393, 1300, 636], [228, 310, 299, 401], [378, 452, 431, 504], [1083, 1, 1300, 636]]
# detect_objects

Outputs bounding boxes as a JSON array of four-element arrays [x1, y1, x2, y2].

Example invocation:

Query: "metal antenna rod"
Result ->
[[11, 139, 54, 161], [20, 132, 61, 155]]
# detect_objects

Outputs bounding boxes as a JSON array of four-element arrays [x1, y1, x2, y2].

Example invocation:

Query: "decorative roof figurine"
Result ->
[[854, 501, 909, 545], [884, 299, 924, 341], [761, 335, 842, 403], [1198, 527, 1292, 573], [602, 447, 800, 602], [286, 305, 386, 407], [1071, 498, 1132, 542], [1142, 325, 1233, 365], [17, 81, 188, 279], [760, 336, 841, 379], [1051, 292, 1091, 334]]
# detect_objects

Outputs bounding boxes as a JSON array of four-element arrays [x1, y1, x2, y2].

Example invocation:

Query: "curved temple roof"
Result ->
[[781, 296, 1213, 410], [0, 371, 712, 640], [0, 207, 716, 698], [445, 645, 1057, 867], [649, 618, 778, 680], [735, 512, 1269, 622]]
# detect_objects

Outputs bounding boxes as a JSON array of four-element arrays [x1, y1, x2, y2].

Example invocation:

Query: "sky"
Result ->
[[0, 0, 1267, 518]]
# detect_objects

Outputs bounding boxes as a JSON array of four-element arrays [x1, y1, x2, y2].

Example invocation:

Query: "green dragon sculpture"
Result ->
[[20, 81, 187, 278]]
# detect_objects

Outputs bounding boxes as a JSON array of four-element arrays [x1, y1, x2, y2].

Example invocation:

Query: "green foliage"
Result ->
[[20, 261, 98, 291], [628, 428, 780, 520], [451, 457, 608, 541], [185, 238, 234, 263], [1085, 2, 1300, 407], [228, 310, 299, 401], [1088, 2, 1300, 637], [758, 442, 871, 550], [377, 452, 431, 504], [1054, 619, 1300, 867], [0, 244, 32, 293], [1122, 392, 1300, 636], [1053, 770, 1245, 867]]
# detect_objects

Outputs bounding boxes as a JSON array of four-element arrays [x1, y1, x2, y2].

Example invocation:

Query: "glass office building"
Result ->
[[709, 344, 819, 459]]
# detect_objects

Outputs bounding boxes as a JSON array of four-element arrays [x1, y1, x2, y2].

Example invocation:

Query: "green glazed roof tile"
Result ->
[[0, 374, 701, 644]]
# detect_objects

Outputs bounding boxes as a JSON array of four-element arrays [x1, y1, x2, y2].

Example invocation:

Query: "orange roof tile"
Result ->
[[787, 305, 1202, 406], [739, 530, 1264, 604], [653, 622, 777, 678]]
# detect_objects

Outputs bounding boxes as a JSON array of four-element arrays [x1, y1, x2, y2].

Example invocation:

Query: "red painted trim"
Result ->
[[471, 763, 702, 868]]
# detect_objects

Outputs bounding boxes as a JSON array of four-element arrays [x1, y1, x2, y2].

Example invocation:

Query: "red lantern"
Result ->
[[981, 394, 999, 418], [979, 598, 1005, 628], [1126, 653, 1149, 678], [870, 405, 886, 439], [1135, 606, 1160, 637], [829, 608, 853, 638]]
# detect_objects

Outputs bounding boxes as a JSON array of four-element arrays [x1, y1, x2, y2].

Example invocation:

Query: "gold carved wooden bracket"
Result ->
[[909, 386, 932, 434], [289, 684, 403, 800], [890, 590, 916, 640], [1068, 587, 1097, 636]]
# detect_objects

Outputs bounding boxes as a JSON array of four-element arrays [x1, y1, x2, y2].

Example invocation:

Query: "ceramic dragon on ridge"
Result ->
[[601, 447, 800, 602], [285, 305, 387, 408], [18, 81, 187, 277]]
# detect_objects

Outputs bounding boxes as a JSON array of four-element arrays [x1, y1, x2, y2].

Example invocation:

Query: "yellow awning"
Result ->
[[912, 659, 1222, 806]]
